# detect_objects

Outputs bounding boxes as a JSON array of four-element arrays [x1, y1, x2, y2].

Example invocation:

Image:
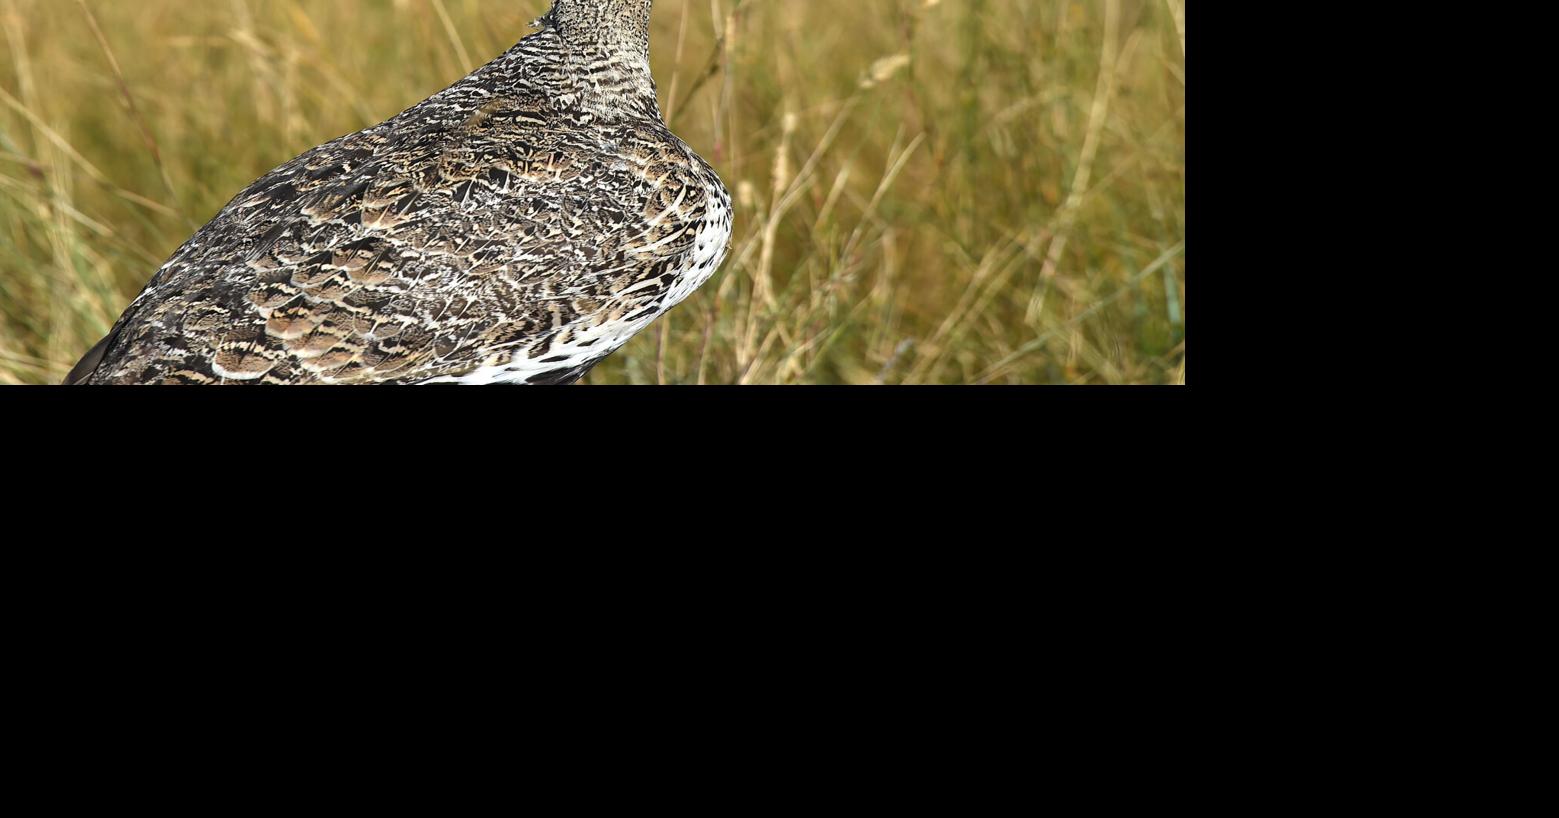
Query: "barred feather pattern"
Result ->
[[72, 0, 731, 385]]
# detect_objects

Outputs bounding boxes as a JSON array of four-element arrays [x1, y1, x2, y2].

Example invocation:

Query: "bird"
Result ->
[[66, 0, 731, 385]]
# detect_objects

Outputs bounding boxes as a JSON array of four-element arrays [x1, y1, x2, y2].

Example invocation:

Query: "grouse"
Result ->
[[66, 0, 732, 385]]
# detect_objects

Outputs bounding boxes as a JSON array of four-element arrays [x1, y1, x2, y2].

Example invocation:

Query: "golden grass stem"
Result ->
[[1025, 0, 1123, 326], [430, 0, 477, 74]]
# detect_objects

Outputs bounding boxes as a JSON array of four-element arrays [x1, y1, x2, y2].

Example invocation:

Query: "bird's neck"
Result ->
[[525, 13, 659, 122], [541, 0, 653, 52], [558, 40, 661, 122], [532, 0, 659, 121]]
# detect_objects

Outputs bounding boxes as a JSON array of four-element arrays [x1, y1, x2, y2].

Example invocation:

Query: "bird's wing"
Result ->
[[81, 97, 715, 385]]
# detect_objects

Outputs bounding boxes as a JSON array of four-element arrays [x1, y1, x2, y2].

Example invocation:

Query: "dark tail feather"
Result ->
[[63, 332, 116, 385]]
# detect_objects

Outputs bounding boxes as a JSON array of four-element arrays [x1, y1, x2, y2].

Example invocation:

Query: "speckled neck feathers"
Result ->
[[531, 0, 658, 120], [540, 0, 653, 51]]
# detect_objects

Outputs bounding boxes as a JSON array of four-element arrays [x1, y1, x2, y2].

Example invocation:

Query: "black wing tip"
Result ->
[[63, 333, 115, 385]]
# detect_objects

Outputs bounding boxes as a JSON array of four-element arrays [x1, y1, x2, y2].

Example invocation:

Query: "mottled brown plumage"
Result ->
[[69, 0, 731, 385]]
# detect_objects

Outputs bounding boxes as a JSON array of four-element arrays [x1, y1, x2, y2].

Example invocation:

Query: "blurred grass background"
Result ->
[[0, 0, 1185, 385]]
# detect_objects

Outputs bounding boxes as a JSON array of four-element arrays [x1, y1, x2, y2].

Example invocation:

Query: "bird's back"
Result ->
[[72, 6, 731, 385]]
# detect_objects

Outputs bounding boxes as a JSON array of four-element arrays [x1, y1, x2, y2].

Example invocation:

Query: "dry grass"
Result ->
[[0, 0, 1186, 385]]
